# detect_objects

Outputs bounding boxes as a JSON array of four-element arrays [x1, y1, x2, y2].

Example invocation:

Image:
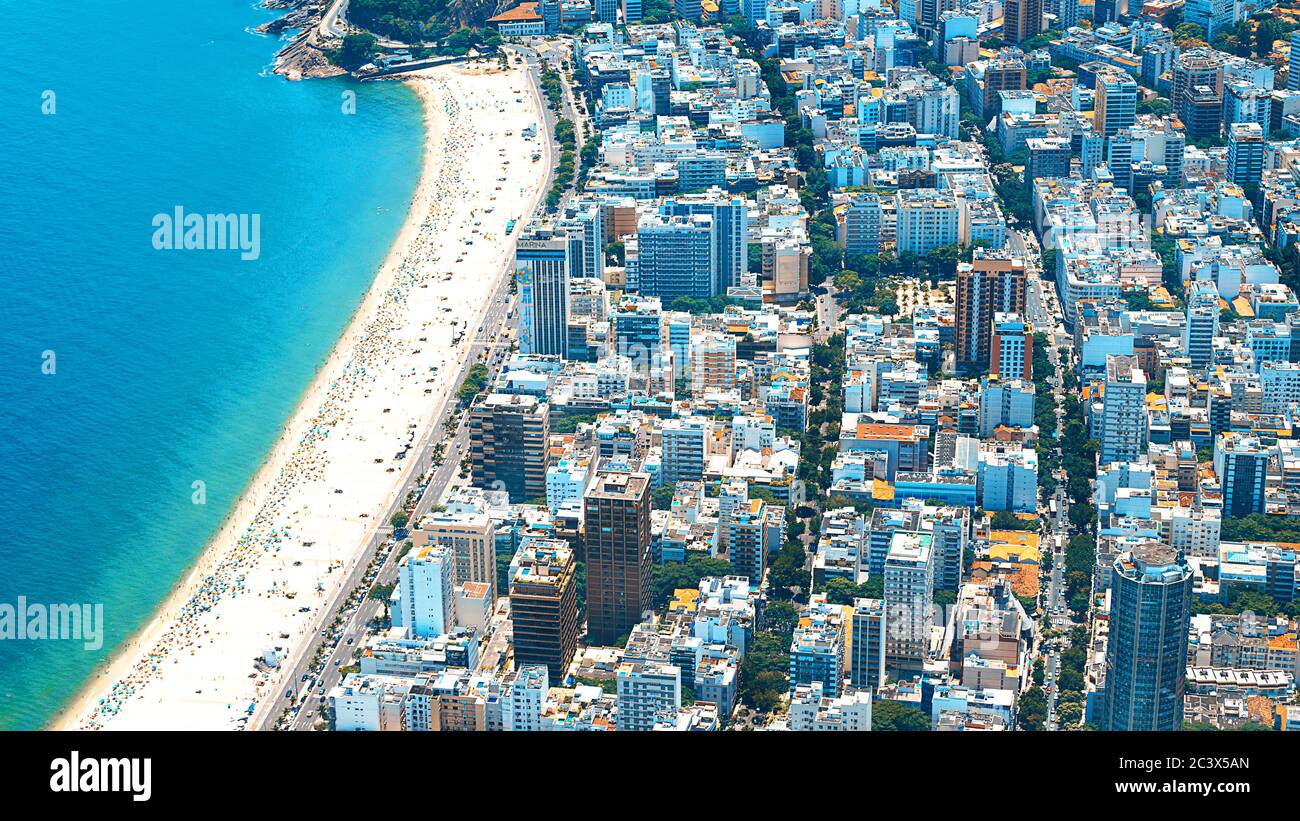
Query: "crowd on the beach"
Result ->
[[79, 73, 525, 730]]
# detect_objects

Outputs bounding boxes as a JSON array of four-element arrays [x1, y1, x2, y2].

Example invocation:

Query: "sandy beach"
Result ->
[[52, 59, 548, 730]]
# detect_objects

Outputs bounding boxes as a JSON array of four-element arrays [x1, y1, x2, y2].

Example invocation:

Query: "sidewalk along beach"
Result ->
[[53, 60, 549, 730]]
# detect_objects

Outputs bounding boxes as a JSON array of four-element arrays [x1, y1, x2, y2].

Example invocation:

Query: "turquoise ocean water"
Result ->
[[0, 1, 424, 728]]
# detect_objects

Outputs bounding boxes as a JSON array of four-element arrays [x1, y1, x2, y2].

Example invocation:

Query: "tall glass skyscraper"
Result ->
[[1101, 544, 1193, 731], [516, 225, 572, 358]]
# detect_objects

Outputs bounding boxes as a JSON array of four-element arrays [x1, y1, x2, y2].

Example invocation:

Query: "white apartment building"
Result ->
[[546, 450, 597, 514], [788, 682, 873, 731], [616, 661, 682, 731], [1168, 506, 1222, 560], [979, 445, 1038, 513], [398, 545, 454, 640], [895, 189, 960, 255], [883, 531, 935, 677], [661, 415, 713, 484], [1100, 355, 1147, 466], [501, 666, 550, 732]]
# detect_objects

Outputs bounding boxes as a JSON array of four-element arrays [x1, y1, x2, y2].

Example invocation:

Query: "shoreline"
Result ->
[[51, 58, 546, 730], [48, 84, 437, 731]]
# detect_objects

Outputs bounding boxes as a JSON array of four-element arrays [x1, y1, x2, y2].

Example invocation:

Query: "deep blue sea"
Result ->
[[0, 1, 424, 728]]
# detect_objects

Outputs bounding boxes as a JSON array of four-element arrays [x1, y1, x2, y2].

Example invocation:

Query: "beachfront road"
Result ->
[[255, 49, 554, 730], [275, 290, 519, 731]]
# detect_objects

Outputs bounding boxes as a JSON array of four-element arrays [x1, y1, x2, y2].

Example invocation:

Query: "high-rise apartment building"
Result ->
[[661, 190, 749, 294], [1059, 0, 1081, 28], [1002, 0, 1042, 44], [673, 0, 703, 19], [510, 540, 579, 682], [1184, 0, 1236, 40], [1291, 30, 1300, 91], [895, 189, 960, 255], [690, 330, 737, 396], [927, 505, 970, 594], [725, 498, 769, 584], [616, 661, 681, 730], [1094, 69, 1138, 139], [849, 597, 887, 690], [1172, 50, 1223, 142], [990, 312, 1033, 380], [843, 193, 884, 256], [469, 393, 551, 503], [1101, 543, 1193, 731], [660, 415, 712, 484], [1100, 355, 1147, 466], [628, 213, 718, 300], [516, 225, 571, 358], [883, 531, 935, 678], [955, 249, 1027, 368], [979, 376, 1035, 436], [398, 545, 455, 639], [412, 511, 497, 604], [1215, 432, 1273, 518], [1025, 137, 1073, 193], [564, 199, 606, 282], [1184, 280, 1219, 369], [1227, 121, 1265, 191], [584, 472, 653, 646], [978, 56, 1027, 119], [789, 596, 847, 698], [596, 0, 620, 21]]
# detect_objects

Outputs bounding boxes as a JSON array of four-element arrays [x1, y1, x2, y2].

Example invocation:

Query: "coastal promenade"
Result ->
[[54, 55, 550, 731], [258, 49, 557, 730]]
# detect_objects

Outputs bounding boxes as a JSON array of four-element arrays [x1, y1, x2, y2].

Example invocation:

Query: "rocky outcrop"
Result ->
[[276, 35, 348, 81], [445, 0, 515, 27], [256, 0, 326, 36], [259, 0, 347, 80]]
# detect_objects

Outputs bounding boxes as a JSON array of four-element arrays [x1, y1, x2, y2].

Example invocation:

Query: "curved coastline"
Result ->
[[47, 79, 434, 731], [51, 57, 548, 730]]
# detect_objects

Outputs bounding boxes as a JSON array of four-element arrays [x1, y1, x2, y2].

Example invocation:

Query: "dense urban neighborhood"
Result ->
[[307, 0, 1300, 733]]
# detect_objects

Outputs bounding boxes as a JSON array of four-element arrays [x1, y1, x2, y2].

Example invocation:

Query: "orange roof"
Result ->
[[852, 422, 922, 441], [1268, 633, 1298, 652], [971, 561, 1039, 598], [488, 2, 542, 22], [990, 530, 1040, 548]]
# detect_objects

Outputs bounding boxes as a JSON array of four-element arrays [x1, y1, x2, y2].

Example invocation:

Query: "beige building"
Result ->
[[412, 510, 498, 604], [690, 330, 737, 396]]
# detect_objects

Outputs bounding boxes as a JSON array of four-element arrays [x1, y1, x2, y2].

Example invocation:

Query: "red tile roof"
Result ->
[[489, 2, 542, 22]]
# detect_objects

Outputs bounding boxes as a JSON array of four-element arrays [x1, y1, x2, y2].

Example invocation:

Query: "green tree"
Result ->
[[651, 553, 734, 609], [764, 600, 800, 642], [368, 581, 395, 621], [738, 633, 790, 712], [457, 362, 491, 402], [991, 510, 1035, 531], [335, 33, 377, 70], [651, 484, 676, 510], [1017, 686, 1048, 730], [872, 699, 931, 731]]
